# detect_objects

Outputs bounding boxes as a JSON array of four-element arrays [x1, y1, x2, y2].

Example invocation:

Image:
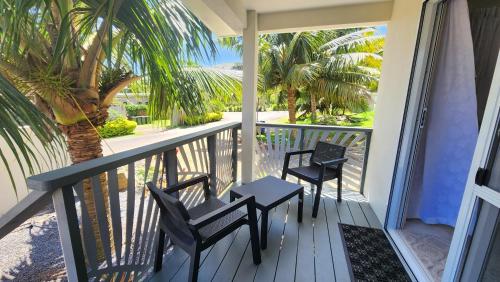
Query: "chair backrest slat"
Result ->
[[147, 182, 196, 245], [311, 142, 346, 168]]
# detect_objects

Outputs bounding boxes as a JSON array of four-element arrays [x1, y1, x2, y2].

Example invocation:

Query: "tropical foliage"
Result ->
[[221, 28, 383, 123], [183, 111, 223, 126], [0, 73, 64, 195], [0, 0, 240, 259], [97, 117, 136, 138], [0, 0, 240, 165]]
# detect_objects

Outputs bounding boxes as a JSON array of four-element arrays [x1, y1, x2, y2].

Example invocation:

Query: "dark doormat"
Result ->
[[339, 224, 411, 282]]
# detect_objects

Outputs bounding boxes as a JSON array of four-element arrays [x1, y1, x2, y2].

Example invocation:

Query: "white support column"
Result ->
[[241, 10, 258, 183]]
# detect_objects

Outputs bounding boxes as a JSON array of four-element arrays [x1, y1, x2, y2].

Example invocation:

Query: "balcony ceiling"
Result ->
[[244, 0, 388, 13], [182, 0, 393, 36]]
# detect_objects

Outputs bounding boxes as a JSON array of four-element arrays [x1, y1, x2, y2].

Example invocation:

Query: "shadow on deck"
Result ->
[[149, 183, 381, 282]]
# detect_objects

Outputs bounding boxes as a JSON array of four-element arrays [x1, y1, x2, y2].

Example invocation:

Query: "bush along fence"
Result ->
[[183, 112, 223, 126], [98, 118, 137, 138]]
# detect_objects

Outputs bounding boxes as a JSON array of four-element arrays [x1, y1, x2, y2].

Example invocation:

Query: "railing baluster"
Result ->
[[231, 128, 238, 182], [207, 134, 217, 195], [73, 182, 98, 272], [106, 169, 123, 265], [138, 155, 161, 264], [298, 128, 306, 167], [52, 186, 88, 281], [90, 175, 113, 267], [164, 149, 178, 193], [360, 132, 372, 195], [26, 122, 242, 280]]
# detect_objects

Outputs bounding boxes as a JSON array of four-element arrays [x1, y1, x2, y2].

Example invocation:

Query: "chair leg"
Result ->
[[337, 174, 342, 202], [188, 246, 201, 282], [247, 201, 261, 264], [312, 182, 323, 218], [154, 229, 166, 272], [281, 169, 287, 180]]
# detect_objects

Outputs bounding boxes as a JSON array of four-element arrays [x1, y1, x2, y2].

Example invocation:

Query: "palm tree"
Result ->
[[0, 0, 240, 257], [308, 28, 384, 120], [221, 29, 382, 124], [259, 33, 319, 123]]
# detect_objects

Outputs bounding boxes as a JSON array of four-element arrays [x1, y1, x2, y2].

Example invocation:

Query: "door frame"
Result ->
[[385, 0, 447, 230], [443, 52, 500, 281]]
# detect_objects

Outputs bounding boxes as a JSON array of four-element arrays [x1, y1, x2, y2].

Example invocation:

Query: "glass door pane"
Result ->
[[460, 201, 500, 281], [481, 214, 500, 281], [485, 121, 500, 191]]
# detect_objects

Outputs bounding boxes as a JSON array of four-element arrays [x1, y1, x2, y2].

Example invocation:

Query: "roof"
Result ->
[[182, 0, 393, 36]]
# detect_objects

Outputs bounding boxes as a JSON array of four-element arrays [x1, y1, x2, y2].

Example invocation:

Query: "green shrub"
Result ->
[[208, 99, 226, 112], [206, 112, 223, 122], [271, 104, 287, 111], [183, 112, 223, 126], [98, 118, 137, 138], [225, 105, 242, 112], [125, 104, 148, 116]]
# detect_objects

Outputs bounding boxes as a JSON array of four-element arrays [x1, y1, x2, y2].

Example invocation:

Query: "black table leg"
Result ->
[[298, 190, 303, 223], [261, 210, 268, 250]]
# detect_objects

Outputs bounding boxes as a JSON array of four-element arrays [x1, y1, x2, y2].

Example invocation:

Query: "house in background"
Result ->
[[2, 0, 497, 281]]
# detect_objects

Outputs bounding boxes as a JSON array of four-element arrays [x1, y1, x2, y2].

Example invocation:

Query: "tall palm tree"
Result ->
[[308, 28, 384, 120], [221, 29, 382, 123], [259, 33, 319, 123], [0, 0, 240, 257]]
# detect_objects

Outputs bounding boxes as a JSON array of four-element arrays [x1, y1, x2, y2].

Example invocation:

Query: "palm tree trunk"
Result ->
[[310, 92, 317, 122], [287, 87, 297, 124], [60, 112, 112, 261]]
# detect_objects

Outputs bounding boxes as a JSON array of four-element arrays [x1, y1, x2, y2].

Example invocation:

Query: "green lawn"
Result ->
[[272, 111, 374, 128]]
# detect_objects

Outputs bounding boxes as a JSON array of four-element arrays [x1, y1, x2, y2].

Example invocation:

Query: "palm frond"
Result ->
[[0, 73, 64, 196], [183, 66, 242, 102], [320, 28, 375, 51]]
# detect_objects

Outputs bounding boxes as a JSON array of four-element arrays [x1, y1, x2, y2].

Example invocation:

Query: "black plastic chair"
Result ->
[[281, 141, 348, 218], [147, 175, 261, 282]]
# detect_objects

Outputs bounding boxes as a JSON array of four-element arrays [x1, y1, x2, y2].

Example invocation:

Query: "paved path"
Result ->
[[103, 111, 287, 155]]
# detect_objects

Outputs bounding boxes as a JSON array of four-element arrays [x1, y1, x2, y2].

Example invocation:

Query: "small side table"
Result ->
[[230, 176, 304, 249]]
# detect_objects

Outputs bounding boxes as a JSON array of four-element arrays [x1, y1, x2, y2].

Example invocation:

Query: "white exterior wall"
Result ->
[[364, 0, 424, 223], [0, 130, 69, 217]]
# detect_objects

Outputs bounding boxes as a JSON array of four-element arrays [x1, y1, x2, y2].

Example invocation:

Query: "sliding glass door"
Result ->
[[443, 54, 500, 281]]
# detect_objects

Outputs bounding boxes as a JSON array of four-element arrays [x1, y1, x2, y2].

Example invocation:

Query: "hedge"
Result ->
[[125, 104, 148, 116], [98, 118, 137, 138], [183, 112, 223, 126]]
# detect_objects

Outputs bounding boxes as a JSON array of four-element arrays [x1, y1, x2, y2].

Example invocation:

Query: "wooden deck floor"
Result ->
[[149, 184, 381, 282]]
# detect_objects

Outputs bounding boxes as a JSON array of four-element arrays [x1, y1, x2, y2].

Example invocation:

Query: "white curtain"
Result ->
[[407, 0, 478, 227]]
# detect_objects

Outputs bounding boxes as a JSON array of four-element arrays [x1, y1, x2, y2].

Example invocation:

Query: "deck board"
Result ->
[[254, 203, 288, 281], [359, 202, 382, 229], [324, 197, 351, 282], [314, 198, 336, 282], [295, 191, 316, 282], [150, 186, 376, 282], [347, 201, 370, 227], [274, 200, 299, 282]]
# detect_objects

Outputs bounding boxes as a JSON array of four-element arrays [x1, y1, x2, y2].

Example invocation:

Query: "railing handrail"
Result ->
[[256, 122, 373, 133], [27, 122, 241, 192]]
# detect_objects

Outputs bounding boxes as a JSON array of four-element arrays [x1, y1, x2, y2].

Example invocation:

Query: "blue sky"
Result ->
[[201, 25, 387, 66]]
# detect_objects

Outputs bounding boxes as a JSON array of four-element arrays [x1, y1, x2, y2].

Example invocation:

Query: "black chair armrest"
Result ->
[[164, 174, 210, 195], [320, 158, 348, 168], [188, 195, 255, 229], [283, 149, 315, 170], [318, 158, 348, 181], [285, 149, 315, 158]]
